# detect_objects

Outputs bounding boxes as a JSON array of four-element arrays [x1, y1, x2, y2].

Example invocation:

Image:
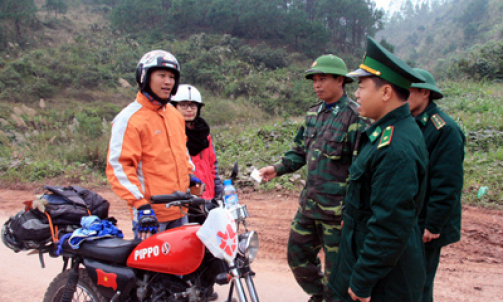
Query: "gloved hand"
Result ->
[[190, 174, 202, 187], [137, 204, 159, 236]]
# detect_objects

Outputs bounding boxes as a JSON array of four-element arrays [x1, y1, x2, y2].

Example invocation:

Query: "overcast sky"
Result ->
[[375, 0, 402, 11]]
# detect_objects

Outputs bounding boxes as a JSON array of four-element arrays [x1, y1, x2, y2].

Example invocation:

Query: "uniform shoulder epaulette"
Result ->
[[377, 126, 394, 149], [430, 114, 446, 130]]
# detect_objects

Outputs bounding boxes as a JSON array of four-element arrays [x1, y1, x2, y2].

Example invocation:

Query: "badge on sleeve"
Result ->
[[378, 126, 394, 149]]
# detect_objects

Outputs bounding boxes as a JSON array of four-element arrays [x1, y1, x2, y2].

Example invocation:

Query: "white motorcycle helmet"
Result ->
[[171, 84, 204, 107], [136, 50, 181, 96]]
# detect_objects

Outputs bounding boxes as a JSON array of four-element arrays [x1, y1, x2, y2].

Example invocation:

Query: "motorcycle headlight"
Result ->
[[238, 231, 259, 263]]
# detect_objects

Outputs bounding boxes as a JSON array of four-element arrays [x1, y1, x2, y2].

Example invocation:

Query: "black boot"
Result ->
[[208, 291, 218, 301], [308, 295, 323, 302]]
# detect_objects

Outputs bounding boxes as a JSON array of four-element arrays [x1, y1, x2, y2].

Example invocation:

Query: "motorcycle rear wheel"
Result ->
[[43, 268, 106, 302]]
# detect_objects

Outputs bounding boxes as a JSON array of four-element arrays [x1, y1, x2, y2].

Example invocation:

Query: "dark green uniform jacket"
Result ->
[[274, 95, 369, 220], [416, 101, 465, 248], [328, 104, 428, 302]]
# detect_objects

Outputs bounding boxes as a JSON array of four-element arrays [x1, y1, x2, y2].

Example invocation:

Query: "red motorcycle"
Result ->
[[42, 166, 260, 302]]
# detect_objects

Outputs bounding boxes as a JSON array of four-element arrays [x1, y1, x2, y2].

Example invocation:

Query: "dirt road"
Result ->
[[1, 188, 502, 301]]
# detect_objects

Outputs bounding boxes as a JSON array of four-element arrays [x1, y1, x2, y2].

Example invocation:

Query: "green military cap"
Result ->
[[411, 68, 444, 99], [347, 36, 425, 89], [305, 54, 354, 83]]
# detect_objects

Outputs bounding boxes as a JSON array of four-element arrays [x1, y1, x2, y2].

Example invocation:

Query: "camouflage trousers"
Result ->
[[287, 211, 342, 300]]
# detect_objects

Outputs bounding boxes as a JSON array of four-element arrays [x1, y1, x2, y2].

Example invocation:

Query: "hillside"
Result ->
[[1, 1, 337, 117], [377, 0, 503, 75]]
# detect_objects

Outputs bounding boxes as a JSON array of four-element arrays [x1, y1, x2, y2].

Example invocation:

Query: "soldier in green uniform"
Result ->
[[259, 54, 369, 302], [327, 36, 428, 302], [408, 68, 465, 302]]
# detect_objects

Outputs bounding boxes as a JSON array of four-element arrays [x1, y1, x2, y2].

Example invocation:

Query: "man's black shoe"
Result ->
[[308, 295, 323, 302], [208, 291, 218, 301]]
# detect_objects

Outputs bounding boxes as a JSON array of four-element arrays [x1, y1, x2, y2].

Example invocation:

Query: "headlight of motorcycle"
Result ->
[[238, 231, 259, 262]]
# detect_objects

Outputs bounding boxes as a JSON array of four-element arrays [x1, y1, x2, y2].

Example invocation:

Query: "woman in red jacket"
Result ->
[[171, 84, 224, 200]]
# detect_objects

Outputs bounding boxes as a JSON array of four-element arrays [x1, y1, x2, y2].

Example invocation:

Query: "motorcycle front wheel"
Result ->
[[43, 268, 106, 302]]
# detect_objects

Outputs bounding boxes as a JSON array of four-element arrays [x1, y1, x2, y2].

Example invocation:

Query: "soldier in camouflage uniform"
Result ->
[[259, 55, 369, 302]]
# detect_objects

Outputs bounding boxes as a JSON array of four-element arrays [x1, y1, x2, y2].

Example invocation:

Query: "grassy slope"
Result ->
[[1, 80, 502, 208], [212, 80, 503, 209]]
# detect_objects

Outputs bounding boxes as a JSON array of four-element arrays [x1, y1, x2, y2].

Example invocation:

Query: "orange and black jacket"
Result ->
[[106, 91, 193, 222]]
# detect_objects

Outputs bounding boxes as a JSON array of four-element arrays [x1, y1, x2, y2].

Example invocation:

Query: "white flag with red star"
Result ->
[[197, 208, 238, 262]]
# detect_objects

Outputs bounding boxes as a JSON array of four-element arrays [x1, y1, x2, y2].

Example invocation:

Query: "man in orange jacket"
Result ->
[[106, 50, 195, 239]]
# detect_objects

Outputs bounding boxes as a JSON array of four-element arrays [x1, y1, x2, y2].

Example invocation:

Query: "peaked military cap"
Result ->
[[347, 36, 425, 89], [305, 54, 354, 83], [411, 68, 444, 99]]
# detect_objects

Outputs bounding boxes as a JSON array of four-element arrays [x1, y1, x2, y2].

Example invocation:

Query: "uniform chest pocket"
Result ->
[[321, 130, 346, 159], [303, 128, 315, 149], [345, 164, 365, 209]]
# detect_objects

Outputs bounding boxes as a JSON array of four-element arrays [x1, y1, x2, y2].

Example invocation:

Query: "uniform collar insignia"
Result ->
[[317, 102, 339, 114], [368, 126, 382, 142], [419, 112, 429, 126], [332, 105, 340, 115], [317, 102, 325, 114]]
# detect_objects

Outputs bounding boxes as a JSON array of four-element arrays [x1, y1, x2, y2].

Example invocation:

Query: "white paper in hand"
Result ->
[[250, 168, 263, 183]]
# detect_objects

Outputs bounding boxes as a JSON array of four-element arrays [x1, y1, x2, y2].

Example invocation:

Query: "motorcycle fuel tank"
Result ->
[[127, 224, 205, 275]]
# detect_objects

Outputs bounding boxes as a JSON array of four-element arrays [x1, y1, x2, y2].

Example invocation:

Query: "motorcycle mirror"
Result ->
[[229, 161, 239, 182]]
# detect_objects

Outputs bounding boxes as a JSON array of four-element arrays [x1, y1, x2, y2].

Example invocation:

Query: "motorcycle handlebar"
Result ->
[[150, 191, 209, 208], [150, 191, 191, 204], [165, 197, 208, 209]]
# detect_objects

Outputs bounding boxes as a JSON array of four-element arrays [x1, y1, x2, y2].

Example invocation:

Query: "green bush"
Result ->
[[89, 4, 113, 14], [451, 41, 503, 80], [0, 66, 23, 87], [82, 0, 119, 6], [75, 112, 104, 139], [238, 44, 290, 69], [4, 159, 66, 181], [63, 136, 109, 172], [30, 78, 57, 98]]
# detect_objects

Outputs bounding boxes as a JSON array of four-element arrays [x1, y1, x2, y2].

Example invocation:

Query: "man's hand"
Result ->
[[137, 204, 159, 237], [423, 229, 440, 243], [259, 166, 277, 182], [190, 174, 203, 187], [348, 288, 371, 302]]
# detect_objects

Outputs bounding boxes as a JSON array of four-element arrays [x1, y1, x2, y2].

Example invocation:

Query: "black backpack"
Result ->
[[1, 185, 110, 255], [3, 209, 53, 251], [42, 185, 109, 225]]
